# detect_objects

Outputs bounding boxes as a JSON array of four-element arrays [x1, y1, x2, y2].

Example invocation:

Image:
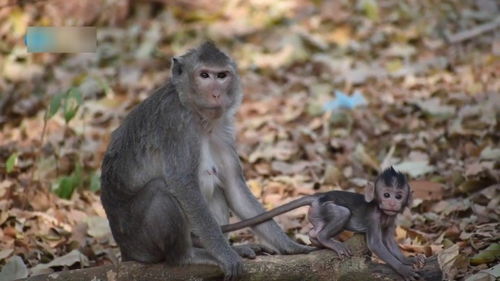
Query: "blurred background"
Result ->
[[0, 0, 498, 280]]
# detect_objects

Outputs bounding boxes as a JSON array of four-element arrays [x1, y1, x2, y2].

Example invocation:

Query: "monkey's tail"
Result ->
[[221, 195, 316, 233]]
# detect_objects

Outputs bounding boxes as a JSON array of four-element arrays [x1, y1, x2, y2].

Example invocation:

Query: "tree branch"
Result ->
[[17, 235, 442, 281]]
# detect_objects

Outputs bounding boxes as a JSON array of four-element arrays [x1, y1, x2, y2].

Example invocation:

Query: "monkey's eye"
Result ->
[[217, 72, 227, 79], [200, 72, 209, 79], [395, 194, 402, 200], [383, 193, 390, 198]]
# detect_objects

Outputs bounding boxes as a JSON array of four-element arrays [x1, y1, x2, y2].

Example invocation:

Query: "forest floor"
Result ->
[[0, 0, 499, 280]]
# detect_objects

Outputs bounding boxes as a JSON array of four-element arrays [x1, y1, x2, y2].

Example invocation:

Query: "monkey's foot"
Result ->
[[411, 255, 426, 269], [323, 240, 352, 257], [396, 264, 421, 281], [401, 255, 426, 269], [277, 241, 316, 255], [232, 243, 276, 259]]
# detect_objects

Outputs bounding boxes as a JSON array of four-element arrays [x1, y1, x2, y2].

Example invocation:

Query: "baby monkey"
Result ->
[[222, 167, 423, 281]]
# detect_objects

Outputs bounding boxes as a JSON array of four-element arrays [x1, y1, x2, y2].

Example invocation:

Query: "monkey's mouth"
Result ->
[[381, 209, 399, 216], [203, 105, 223, 109], [200, 102, 225, 110]]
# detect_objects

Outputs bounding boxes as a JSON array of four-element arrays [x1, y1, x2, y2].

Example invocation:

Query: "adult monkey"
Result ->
[[221, 167, 423, 281], [100, 42, 312, 281]]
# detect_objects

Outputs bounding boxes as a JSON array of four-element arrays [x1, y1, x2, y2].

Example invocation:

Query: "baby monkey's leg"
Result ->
[[309, 201, 352, 257]]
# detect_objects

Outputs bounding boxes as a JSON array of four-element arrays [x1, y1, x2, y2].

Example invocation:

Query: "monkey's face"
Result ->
[[192, 66, 236, 113], [376, 183, 409, 216]]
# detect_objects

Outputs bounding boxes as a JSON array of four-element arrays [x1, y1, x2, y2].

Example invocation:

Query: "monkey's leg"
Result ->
[[313, 203, 352, 257], [119, 182, 190, 264], [193, 237, 275, 259], [201, 186, 274, 259], [186, 248, 221, 266], [118, 180, 219, 266]]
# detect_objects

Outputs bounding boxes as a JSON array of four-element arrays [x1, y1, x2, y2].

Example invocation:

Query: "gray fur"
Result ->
[[101, 42, 310, 281], [221, 168, 422, 281]]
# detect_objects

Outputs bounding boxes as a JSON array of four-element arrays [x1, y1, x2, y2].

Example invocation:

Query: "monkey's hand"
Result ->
[[396, 264, 420, 281], [233, 243, 276, 259], [217, 250, 243, 281]]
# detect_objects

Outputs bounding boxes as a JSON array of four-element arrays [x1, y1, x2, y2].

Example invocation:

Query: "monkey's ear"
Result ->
[[364, 182, 375, 203], [171, 57, 183, 76]]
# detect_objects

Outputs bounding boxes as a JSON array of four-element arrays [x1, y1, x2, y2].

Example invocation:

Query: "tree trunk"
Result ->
[[18, 235, 442, 281]]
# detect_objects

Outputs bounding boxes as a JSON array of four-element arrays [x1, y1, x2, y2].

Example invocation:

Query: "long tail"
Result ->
[[221, 195, 315, 233]]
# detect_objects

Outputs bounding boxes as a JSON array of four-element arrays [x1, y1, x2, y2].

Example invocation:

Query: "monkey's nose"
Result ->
[[212, 93, 220, 99]]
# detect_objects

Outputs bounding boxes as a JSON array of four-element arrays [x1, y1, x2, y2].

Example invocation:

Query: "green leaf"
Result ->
[[63, 109, 77, 123], [63, 87, 83, 123], [68, 87, 83, 104], [5, 153, 18, 173], [470, 243, 500, 265], [96, 78, 112, 96], [54, 176, 76, 199], [47, 94, 63, 119], [89, 173, 101, 192], [53, 165, 83, 199], [360, 0, 379, 21], [73, 164, 83, 184]]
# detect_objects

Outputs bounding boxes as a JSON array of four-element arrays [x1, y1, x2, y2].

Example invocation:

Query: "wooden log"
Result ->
[[18, 235, 442, 281]]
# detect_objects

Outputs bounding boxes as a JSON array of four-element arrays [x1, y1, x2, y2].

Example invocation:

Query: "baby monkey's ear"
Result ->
[[364, 182, 375, 203]]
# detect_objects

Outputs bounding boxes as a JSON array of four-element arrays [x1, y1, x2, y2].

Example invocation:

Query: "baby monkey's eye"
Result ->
[[200, 72, 209, 78], [383, 193, 390, 198], [395, 194, 402, 200], [217, 72, 227, 79]]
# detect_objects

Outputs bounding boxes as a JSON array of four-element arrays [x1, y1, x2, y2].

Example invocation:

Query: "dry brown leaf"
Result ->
[[409, 180, 445, 201]]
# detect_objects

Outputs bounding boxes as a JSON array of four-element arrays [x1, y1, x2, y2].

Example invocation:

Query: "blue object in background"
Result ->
[[25, 27, 96, 53], [26, 27, 55, 52], [323, 90, 368, 111]]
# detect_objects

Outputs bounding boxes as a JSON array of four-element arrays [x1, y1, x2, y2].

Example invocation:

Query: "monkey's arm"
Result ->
[[367, 224, 419, 281], [383, 225, 416, 265], [221, 196, 315, 233]]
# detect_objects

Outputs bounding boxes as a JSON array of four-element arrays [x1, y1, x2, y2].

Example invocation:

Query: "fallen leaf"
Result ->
[[86, 216, 111, 239], [437, 244, 461, 280], [0, 249, 14, 262], [464, 271, 496, 281], [394, 161, 435, 177], [458, 180, 492, 194], [247, 179, 263, 198], [0, 256, 28, 280], [323, 164, 342, 185], [409, 180, 445, 201], [470, 243, 500, 265], [271, 161, 309, 175], [30, 250, 89, 275], [415, 98, 456, 119], [480, 147, 500, 160], [353, 144, 379, 171]]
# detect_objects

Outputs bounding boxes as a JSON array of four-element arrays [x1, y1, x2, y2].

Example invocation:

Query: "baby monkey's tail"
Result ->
[[221, 195, 316, 233]]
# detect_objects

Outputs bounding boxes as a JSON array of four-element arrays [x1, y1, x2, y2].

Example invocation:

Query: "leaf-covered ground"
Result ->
[[0, 0, 499, 280]]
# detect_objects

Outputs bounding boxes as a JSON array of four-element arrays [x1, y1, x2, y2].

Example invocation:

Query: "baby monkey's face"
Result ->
[[376, 183, 409, 216]]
